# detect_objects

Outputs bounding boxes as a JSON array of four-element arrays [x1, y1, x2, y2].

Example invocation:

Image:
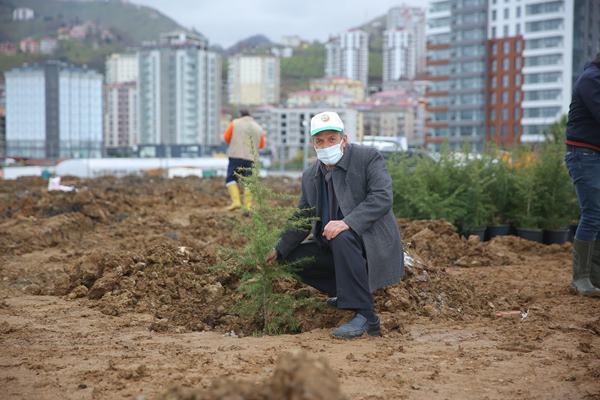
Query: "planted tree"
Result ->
[[224, 161, 316, 335]]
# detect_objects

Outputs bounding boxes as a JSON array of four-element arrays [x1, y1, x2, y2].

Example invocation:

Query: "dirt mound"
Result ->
[[0, 212, 94, 255], [158, 351, 346, 400], [399, 219, 568, 269]]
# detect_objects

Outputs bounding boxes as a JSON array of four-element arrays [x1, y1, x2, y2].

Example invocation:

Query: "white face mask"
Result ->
[[315, 143, 344, 165]]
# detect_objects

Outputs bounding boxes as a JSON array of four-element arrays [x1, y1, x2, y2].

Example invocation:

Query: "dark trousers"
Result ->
[[226, 157, 254, 184], [282, 230, 373, 310]]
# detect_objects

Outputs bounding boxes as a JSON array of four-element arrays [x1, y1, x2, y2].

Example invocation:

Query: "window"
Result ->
[[504, 25, 509, 36], [526, 1, 563, 15], [503, 42, 510, 53], [524, 72, 561, 84], [515, 74, 522, 85], [502, 75, 509, 86], [523, 89, 561, 101], [492, 27, 496, 38], [516, 6, 521, 17], [503, 58, 509, 70], [514, 90, 521, 102], [514, 108, 520, 119], [492, 10, 497, 20], [515, 57, 521, 69], [502, 108, 509, 120], [504, 8, 509, 18], [516, 23, 521, 34], [523, 107, 561, 118], [526, 19, 563, 33], [525, 36, 562, 50], [525, 54, 562, 67], [502, 91, 508, 103]]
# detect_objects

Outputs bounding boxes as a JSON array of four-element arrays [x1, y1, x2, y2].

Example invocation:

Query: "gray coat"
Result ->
[[276, 143, 404, 291]]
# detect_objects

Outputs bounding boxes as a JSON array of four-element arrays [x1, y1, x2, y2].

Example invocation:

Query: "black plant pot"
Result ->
[[462, 227, 486, 241], [487, 224, 511, 240], [568, 223, 578, 242], [544, 229, 570, 245], [516, 227, 544, 243]]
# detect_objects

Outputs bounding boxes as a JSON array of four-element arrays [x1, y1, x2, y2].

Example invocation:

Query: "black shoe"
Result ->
[[331, 313, 381, 339]]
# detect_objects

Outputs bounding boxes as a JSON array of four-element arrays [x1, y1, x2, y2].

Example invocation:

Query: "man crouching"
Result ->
[[266, 111, 404, 339]]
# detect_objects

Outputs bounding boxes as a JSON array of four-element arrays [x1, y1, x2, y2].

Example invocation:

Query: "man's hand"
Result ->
[[323, 220, 349, 241], [265, 248, 278, 265]]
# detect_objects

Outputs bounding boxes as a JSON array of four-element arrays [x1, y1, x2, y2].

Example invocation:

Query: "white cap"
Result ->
[[310, 111, 344, 136]]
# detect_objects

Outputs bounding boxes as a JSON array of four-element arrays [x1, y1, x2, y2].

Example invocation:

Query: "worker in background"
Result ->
[[265, 111, 404, 339], [223, 109, 266, 211], [565, 52, 600, 297]]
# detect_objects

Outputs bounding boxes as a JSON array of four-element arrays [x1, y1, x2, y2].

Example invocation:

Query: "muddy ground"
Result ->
[[0, 176, 599, 400]]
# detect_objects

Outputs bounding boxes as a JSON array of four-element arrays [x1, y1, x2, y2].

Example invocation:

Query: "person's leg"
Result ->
[[238, 160, 254, 209], [328, 230, 373, 311], [565, 149, 600, 295], [225, 159, 241, 210], [328, 230, 380, 338], [282, 241, 337, 297]]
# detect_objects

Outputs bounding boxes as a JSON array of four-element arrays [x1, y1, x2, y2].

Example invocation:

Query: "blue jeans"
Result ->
[[565, 146, 600, 241]]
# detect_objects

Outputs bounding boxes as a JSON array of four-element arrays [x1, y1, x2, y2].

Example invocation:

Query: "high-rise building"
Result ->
[[137, 31, 221, 156], [104, 82, 137, 151], [105, 53, 138, 84], [486, 0, 600, 145], [227, 55, 280, 105], [5, 61, 103, 159], [426, 0, 488, 150], [325, 30, 369, 88], [104, 53, 139, 155], [426, 0, 600, 149], [385, 6, 427, 81], [383, 30, 416, 82]]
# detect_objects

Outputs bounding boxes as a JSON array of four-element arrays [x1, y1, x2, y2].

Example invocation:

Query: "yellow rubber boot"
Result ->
[[226, 183, 241, 211], [243, 188, 253, 210]]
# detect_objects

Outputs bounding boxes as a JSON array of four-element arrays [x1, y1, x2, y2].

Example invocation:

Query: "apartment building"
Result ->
[[5, 61, 103, 159], [137, 31, 221, 157], [227, 55, 280, 106], [325, 30, 369, 88]]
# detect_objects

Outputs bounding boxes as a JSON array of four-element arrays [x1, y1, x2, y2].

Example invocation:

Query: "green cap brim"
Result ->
[[310, 126, 344, 136]]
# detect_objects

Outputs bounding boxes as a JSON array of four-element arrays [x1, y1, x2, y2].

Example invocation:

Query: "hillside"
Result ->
[[0, 0, 184, 44]]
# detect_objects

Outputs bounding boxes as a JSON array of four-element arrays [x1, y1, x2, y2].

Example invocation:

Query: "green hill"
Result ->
[[0, 0, 184, 44]]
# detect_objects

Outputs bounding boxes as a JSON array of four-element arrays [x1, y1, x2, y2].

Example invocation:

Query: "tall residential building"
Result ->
[[104, 82, 137, 150], [325, 30, 369, 88], [227, 55, 280, 105], [426, 0, 488, 150], [104, 53, 139, 154], [105, 53, 138, 84], [384, 6, 427, 81], [426, 0, 600, 149], [137, 31, 221, 156], [486, 0, 600, 145], [5, 61, 103, 159], [383, 30, 416, 82]]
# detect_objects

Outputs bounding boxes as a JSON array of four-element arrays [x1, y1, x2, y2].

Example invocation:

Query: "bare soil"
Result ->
[[1, 176, 599, 399]]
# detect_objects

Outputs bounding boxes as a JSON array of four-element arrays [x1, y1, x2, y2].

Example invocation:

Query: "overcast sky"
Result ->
[[133, 0, 428, 48]]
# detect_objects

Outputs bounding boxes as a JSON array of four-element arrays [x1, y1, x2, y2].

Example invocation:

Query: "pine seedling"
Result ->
[[225, 158, 317, 335]]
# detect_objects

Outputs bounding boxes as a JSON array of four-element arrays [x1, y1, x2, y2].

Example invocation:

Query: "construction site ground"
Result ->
[[1, 176, 599, 400]]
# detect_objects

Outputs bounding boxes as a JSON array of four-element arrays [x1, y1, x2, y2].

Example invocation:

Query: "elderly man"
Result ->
[[266, 111, 404, 339]]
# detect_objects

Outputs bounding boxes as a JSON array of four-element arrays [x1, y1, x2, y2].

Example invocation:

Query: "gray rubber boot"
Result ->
[[592, 238, 600, 288], [572, 239, 600, 297]]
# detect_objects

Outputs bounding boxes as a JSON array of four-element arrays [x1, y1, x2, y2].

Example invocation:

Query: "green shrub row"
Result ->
[[388, 140, 578, 231]]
